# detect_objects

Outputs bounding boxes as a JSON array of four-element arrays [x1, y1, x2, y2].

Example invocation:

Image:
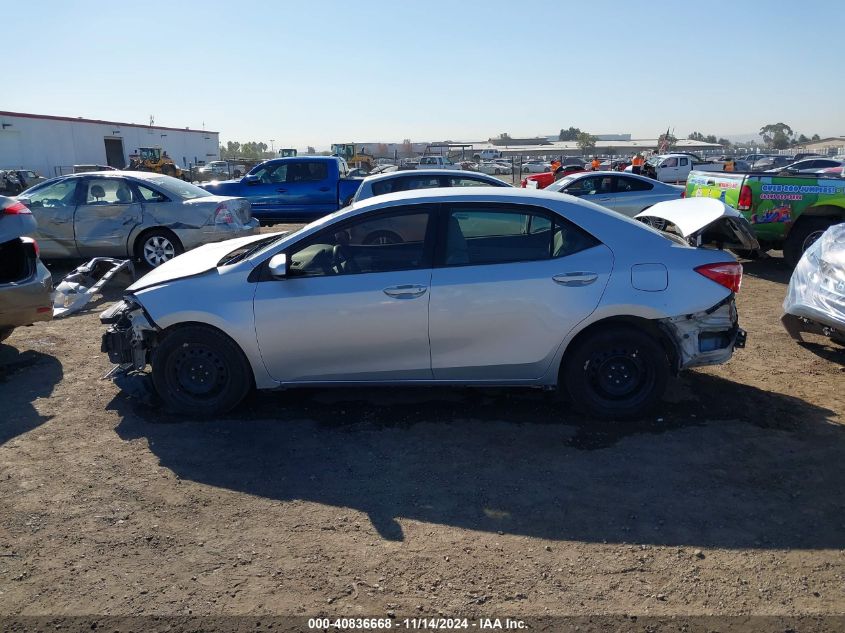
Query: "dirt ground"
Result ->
[[0, 239, 843, 622]]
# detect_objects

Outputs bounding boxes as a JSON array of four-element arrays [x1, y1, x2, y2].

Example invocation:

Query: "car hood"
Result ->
[[635, 198, 760, 251], [127, 232, 275, 292]]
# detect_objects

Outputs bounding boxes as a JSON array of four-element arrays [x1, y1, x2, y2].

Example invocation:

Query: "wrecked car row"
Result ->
[[4, 173, 841, 421]]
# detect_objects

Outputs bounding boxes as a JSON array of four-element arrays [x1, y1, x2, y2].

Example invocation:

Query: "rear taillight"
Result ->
[[695, 262, 743, 294], [3, 200, 31, 215], [737, 184, 752, 211], [214, 203, 234, 224], [680, 190, 686, 198]]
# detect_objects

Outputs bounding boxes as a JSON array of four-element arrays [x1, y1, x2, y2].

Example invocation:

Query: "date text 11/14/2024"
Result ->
[[307, 617, 527, 630]]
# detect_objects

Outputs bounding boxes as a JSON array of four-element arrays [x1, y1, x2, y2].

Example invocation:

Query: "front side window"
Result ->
[[23, 179, 78, 208], [564, 176, 613, 196], [664, 157, 678, 167], [84, 178, 133, 205], [287, 209, 432, 277], [442, 205, 599, 267]]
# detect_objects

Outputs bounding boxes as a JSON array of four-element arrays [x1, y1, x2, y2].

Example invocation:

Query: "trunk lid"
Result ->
[[635, 198, 760, 251]]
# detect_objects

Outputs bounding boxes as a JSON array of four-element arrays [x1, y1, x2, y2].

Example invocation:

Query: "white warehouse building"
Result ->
[[0, 110, 220, 178]]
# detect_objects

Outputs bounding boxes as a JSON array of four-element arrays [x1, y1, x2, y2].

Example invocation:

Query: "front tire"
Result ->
[[0, 327, 14, 343], [562, 325, 669, 419], [151, 325, 252, 417]]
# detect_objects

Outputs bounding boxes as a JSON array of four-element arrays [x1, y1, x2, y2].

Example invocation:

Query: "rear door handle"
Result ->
[[383, 284, 427, 298], [595, 197, 612, 201], [553, 272, 598, 287], [276, 188, 287, 193], [318, 186, 331, 192]]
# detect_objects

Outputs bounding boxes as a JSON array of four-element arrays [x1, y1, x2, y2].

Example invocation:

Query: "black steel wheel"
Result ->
[[151, 325, 252, 416], [562, 325, 669, 419]]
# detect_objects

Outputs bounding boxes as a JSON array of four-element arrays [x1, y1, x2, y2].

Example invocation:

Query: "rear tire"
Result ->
[[0, 327, 14, 343], [784, 218, 839, 267], [151, 325, 252, 417], [135, 229, 184, 268], [562, 325, 669, 419]]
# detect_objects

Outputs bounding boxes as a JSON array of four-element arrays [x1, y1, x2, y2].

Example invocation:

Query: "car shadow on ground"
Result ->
[[741, 255, 791, 284], [109, 369, 844, 549], [798, 339, 845, 366], [0, 344, 63, 444]]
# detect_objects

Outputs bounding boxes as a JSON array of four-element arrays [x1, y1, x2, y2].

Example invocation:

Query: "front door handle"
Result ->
[[318, 186, 331, 192], [276, 188, 287, 193], [553, 272, 598, 287], [383, 284, 427, 298]]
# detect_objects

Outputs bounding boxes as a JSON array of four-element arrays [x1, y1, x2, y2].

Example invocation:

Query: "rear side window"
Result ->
[[449, 177, 501, 187], [288, 161, 328, 182], [135, 183, 169, 203], [84, 178, 133, 204], [442, 204, 599, 267], [615, 176, 653, 192]]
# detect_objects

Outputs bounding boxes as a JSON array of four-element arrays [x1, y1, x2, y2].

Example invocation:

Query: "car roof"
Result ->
[[361, 169, 502, 182], [350, 186, 610, 215]]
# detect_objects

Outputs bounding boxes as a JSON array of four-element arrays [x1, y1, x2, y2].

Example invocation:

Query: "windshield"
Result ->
[[145, 175, 212, 200], [646, 156, 661, 166], [242, 205, 354, 262], [544, 176, 576, 192], [218, 233, 288, 266]]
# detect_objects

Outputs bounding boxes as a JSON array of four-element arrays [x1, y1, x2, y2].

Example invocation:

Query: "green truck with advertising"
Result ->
[[685, 170, 845, 266]]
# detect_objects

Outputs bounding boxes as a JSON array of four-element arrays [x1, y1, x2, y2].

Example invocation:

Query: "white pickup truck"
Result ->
[[416, 156, 462, 170], [627, 153, 726, 183]]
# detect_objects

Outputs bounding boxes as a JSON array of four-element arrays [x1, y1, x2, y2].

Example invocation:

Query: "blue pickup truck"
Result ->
[[200, 156, 363, 223]]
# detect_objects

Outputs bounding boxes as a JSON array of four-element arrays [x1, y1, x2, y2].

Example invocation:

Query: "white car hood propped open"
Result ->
[[635, 198, 759, 251]]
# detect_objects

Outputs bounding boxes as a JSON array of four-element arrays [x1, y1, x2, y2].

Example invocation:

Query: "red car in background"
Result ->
[[521, 164, 585, 189]]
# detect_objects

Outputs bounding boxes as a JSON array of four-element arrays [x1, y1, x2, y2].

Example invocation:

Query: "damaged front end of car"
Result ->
[[659, 295, 746, 371], [99, 298, 159, 378]]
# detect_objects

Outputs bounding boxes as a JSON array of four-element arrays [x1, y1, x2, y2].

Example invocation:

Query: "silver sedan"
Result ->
[[544, 171, 683, 217], [101, 188, 751, 419], [18, 172, 259, 267]]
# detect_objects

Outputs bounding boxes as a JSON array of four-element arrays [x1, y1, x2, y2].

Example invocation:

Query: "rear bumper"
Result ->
[[0, 260, 53, 329], [176, 219, 260, 250], [660, 295, 745, 370]]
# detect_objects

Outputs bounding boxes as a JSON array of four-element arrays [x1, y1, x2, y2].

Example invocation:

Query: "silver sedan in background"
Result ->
[[545, 171, 684, 217], [17, 172, 259, 267], [101, 188, 752, 420]]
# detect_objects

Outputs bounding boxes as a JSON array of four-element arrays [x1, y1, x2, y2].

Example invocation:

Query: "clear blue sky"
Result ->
[[6, 0, 844, 147]]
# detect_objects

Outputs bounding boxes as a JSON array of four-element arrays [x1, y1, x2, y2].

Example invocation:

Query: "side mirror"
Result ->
[[268, 253, 287, 279], [244, 174, 260, 186]]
